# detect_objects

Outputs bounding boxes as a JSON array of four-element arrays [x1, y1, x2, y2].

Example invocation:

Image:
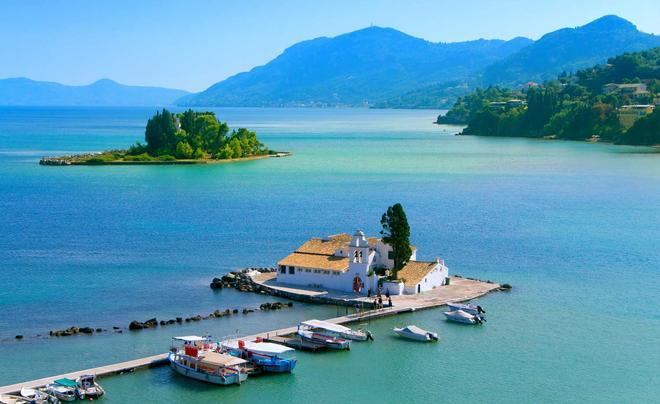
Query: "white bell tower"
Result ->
[[348, 230, 370, 276]]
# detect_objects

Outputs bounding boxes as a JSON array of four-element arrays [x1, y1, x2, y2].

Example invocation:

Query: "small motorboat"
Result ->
[[44, 383, 75, 402], [297, 329, 350, 350], [19, 388, 55, 403], [221, 339, 297, 373], [0, 394, 32, 404], [299, 319, 372, 341], [444, 309, 484, 324], [447, 302, 485, 316], [76, 374, 104, 399], [393, 325, 438, 341]]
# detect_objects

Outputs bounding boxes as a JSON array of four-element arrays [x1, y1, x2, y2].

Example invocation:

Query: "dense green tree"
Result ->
[[617, 109, 660, 145], [380, 203, 412, 278], [175, 141, 193, 159]]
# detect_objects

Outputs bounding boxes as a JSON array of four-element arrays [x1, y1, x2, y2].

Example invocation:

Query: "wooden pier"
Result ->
[[0, 277, 502, 395]]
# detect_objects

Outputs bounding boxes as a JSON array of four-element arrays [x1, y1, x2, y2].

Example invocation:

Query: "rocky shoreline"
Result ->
[[209, 267, 277, 292]]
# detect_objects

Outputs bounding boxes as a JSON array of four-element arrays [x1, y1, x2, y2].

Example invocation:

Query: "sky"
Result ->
[[1, 0, 659, 92]]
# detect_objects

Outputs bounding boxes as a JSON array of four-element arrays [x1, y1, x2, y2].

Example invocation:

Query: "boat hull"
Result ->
[[299, 332, 350, 350], [443, 310, 478, 324], [168, 354, 246, 385], [251, 354, 297, 373], [447, 303, 480, 316]]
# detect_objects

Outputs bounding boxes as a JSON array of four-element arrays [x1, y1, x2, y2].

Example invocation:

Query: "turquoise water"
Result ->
[[0, 107, 659, 402]]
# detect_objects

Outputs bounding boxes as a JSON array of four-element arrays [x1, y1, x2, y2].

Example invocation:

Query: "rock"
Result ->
[[232, 309, 238, 314], [500, 283, 512, 290], [159, 320, 166, 326], [129, 321, 144, 330], [144, 318, 158, 328], [113, 326, 121, 330], [191, 315, 202, 321], [15, 335, 23, 339], [176, 317, 183, 323], [287, 302, 293, 307], [185, 318, 191, 322], [168, 319, 175, 324], [79, 327, 94, 334]]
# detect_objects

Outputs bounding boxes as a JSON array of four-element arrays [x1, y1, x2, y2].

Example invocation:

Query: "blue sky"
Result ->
[[1, 0, 659, 92]]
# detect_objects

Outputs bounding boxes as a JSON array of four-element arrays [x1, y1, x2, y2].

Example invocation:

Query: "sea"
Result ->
[[0, 106, 658, 403]]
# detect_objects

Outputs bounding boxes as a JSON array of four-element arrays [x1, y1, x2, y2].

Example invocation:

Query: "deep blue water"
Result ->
[[0, 107, 659, 402]]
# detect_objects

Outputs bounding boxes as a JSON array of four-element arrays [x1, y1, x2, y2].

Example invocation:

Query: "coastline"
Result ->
[[39, 152, 292, 166]]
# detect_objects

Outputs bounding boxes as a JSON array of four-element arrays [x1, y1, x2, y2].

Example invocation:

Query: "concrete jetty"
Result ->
[[0, 277, 501, 395]]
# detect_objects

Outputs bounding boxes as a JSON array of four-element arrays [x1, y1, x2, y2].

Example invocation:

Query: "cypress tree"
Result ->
[[380, 203, 412, 278]]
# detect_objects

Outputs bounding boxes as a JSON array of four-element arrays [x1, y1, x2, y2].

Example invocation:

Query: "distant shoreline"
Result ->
[[40, 152, 292, 166]]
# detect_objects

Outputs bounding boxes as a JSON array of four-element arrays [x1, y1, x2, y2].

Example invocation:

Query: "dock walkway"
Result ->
[[0, 277, 500, 395]]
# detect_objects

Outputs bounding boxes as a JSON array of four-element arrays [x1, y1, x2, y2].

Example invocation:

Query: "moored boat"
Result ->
[[447, 302, 485, 316], [443, 309, 484, 324], [0, 394, 32, 404], [75, 375, 104, 399], [297, 329, 350, 350], [299, 319, 372, 341], [393, 325, 438, 341], [44, 383, 75, 402], [168, 336, 248, 385], [221, 340, 297, 373]]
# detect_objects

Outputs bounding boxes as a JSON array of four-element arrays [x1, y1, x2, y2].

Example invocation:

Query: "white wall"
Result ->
[[276, 265, 370, 294], [403, 264, 449, 294]]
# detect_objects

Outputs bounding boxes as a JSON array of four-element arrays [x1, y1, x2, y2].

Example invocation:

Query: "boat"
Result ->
[[75, 374, 104, 399], [297, 329, 350, 350], [51, 378, 82, 401], [443, 309, 484, 324], [19, 388, 55, 404], [393, 325, 438, 341], [221, 339, 297, 373], [168, 336, 249, 385], [447, 302, 485, 316], [45, 382, 77, 402], [299, 319, 372, 341], [0, 394, 32, 404]]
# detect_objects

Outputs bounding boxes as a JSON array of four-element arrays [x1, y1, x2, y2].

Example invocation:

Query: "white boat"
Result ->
[[169, 336, 248, 385], [300, 319, 371, 341], [44, 383, 75, 402], [393, 325, 438, 341], [447, 302, 485, 316], [221, 340, 297, 373], [0, 394, 31, 404], [297, 329, 350, 350], [19, 388, 53, 403], [76, 374, 104, 399], [443, 309, 484, 324]]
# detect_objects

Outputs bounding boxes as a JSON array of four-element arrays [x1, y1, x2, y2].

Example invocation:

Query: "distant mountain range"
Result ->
[[0, 78, 189, 106], [179, 28, 532, 107], [3, 15, 659, 109], [182, 15, 660, 109]]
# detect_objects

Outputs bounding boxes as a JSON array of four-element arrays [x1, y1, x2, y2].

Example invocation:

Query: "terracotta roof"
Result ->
[[278, 252, 349, 272], [397, 261, 438, 287], [295, 233, 352, 255]]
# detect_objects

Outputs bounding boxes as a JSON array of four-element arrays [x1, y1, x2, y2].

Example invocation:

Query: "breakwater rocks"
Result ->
[[453, 274, 512, 291], [39, 301, 293, 341], [210, 267, 276, 293]]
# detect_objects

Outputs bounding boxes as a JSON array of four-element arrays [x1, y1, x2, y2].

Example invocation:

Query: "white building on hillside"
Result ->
[[276, 230, 449, 295]]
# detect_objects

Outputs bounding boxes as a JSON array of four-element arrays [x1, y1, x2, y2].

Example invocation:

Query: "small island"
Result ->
[[40, 109, 289, 165]]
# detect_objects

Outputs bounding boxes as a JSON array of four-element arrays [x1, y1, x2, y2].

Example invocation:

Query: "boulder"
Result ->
[[176, 317, 183, 323], [168, 319, 175, 324], [96, 328, 103, 332], [144, 318, 158, 328], [15, 335, 23, 340], [232, 309, 239, 314], [129, 321, 144, 330], [79, 327, 94, 334]]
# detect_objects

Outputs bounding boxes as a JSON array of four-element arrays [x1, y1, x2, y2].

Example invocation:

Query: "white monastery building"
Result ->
[[276, 230, 449, 295]]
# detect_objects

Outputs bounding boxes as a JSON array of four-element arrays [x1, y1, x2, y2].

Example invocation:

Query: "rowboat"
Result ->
[[297, 329, 350, 350], [20, 388, 54, 403], [76, 374, 104, 399], [393, 325, 438, 341], [299, 319, 371, 341], [221, 340, 297, 373], [169, 336, 248, 385]]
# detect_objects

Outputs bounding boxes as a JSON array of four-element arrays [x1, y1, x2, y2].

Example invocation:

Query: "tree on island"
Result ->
[[380, 203, 412, 279], [133, 108, 270, 160]]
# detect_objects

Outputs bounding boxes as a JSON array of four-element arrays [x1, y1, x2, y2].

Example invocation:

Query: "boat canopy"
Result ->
[[54, 378, 78, 388], [173, 335, 208, 342], [199, 352, 247, 367], [223, 340, 294, 355], [301, 319, 351, 333], [401, 325, 427, 334]]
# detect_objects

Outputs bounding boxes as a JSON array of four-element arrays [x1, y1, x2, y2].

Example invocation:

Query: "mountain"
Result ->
[[482, 15, 660, 86], [0, 78, 190, 106], [179, 27, 533, 107]]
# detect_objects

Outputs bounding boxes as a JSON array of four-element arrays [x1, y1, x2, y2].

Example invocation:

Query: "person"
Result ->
[[367, 289, 371, 298], [388, 297, 393, 307], [373, 298, 378, 308], [385, 289, 390, 299], [378, 296, 383, 309]]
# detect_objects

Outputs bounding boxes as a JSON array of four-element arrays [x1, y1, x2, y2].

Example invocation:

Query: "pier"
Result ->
[[0, 276, 502, 395]]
